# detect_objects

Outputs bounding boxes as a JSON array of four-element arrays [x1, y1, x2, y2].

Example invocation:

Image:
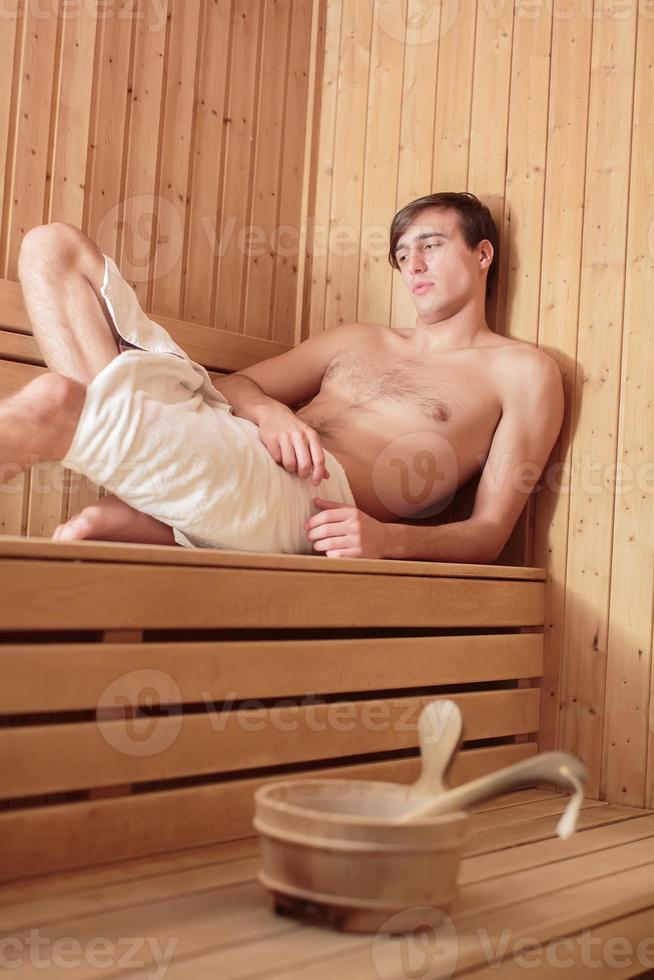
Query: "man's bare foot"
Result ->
[[53, 493, 176, 545]]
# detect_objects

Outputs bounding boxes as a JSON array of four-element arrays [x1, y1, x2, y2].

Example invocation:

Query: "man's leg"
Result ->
[[14, 223, 174, 545], [17, 222, 119, 384]]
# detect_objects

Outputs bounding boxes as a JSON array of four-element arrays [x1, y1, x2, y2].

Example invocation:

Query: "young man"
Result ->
[[3, 192, 563, 561]]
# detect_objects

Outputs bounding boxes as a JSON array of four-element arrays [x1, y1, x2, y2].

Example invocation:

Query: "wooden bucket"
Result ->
[[253, 777, 470, 933]]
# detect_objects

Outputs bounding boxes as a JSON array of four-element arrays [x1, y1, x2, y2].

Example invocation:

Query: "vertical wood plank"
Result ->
[[272, 0, 315, 345], [494, 1, 554, 568], [119, 0, 170, 305], [356, 0, 406, 327], [212, 0, 264, 333], [533, 5, 593, 756], [390, 0, 440, 331], [0, 472, 27, 537], [467, 0, 514, 335], [48, 5, 98, 225], [0, 2, 24, 536], [431, 0, 477, 191], [0, 0, 20, 245], [303, 0, 342, 339], [604, 8, 654, 808], [182, 0, 231, 326], [558, 5, 637, 800], [242, 0, 292, 339], [323, 0, 373, 329], [25, 461, 66, 538], [3, 0, 59, 278], [150, 0, 202, 319], [84, 4, 136, 255], [503, 4, 552, 346]]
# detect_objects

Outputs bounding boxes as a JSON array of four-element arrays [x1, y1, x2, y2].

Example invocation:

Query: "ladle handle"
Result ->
[[398, 751, 588, 823]]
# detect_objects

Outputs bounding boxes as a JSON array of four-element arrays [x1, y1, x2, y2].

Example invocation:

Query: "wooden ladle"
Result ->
[[407, 698, 464, 799], [396, 750, 589, 839]]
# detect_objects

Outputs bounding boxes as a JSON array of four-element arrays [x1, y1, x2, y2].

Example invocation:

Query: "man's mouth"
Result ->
[[412, 281, 433, 295]]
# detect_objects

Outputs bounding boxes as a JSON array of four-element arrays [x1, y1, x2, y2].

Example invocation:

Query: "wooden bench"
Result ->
[[2, 787, 653, 977], [0, 535, 546, 882]]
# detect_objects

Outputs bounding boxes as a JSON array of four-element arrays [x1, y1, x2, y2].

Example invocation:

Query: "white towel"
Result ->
[[60, 254, 356, 554]]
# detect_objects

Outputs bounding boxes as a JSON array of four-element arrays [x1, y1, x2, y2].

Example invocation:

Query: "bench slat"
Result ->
[[0, 689, 540, 798], [0, 535, 547, 578], [0, 743, 536, 882], [0, 559, 546, 629], [0, 633, 543, 713]]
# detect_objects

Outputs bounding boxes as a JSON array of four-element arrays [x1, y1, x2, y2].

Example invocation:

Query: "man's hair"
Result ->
[[388, 192, 499, 299]]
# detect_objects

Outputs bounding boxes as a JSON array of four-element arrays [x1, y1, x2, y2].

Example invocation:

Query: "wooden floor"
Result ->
[[3, 789, 654, 978]]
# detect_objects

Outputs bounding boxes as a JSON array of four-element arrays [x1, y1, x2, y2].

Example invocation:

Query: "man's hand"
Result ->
[[257, 404, 330, 486], [306, 497, 386, 558]]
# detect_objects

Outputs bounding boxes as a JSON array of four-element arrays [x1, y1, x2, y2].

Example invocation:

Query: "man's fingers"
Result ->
[[311, 535, 352, 552], [307, 520, 350, 541], [264, 435, 282, 465], [291, 432, 313, 478], [308, 506, 353, 528], [307, 434, 330, 484], [278, 433, 297, 472]]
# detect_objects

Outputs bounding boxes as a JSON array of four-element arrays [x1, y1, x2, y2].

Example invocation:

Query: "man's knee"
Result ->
[[18, 222, 102, 283], [26, 372, 86, 462], [30, 372, 85, 419]]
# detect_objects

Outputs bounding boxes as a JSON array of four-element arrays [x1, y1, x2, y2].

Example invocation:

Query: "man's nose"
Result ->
[[407, 251, 427, 275]]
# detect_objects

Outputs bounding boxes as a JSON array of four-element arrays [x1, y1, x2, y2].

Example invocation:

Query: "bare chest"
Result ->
[[319, 346, 498, 428]]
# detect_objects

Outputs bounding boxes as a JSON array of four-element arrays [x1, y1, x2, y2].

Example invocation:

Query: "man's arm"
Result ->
[[212, 322, 364, 424], [382, 353, 565, 564], [210, 373, 284, 426]]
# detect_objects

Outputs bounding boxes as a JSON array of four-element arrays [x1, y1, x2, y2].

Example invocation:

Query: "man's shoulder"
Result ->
[[493, 337, 560, 375], [492, 340, 563, 416]]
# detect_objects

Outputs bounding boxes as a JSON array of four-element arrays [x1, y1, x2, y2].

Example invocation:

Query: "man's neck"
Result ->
[[409, 302, 494, 354]]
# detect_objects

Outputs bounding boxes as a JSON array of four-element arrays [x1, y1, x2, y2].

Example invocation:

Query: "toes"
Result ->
[[53, 515, 94, 542]]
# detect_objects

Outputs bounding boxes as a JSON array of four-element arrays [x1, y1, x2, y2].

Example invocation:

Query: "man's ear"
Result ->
[[478, 239, 494, 273]]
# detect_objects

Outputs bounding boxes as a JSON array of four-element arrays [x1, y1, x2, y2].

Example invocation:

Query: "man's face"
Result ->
[[393, 207, 489, 322]]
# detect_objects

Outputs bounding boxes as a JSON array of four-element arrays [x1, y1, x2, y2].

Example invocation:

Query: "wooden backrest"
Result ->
[[0, 277, 290, 386]]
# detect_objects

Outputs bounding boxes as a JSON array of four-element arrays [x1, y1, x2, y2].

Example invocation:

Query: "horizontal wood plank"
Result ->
[[0, 743, 537, 882], [0, 536, 547, 578], [0, 689, 540, 798], [0, 329, 41, 364], [0, 277, 289, 372], [0, 633, 543, 713], [0, 559, 546, 630], [0, 358, 42, 399]]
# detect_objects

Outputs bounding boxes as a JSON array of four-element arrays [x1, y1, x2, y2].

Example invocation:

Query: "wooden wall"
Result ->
[[0, 0, 317, 534], [302, 0, 654, 808], [1, 0, 653, 809]]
